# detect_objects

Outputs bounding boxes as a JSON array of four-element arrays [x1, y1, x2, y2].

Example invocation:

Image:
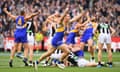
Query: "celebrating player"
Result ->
[[3, 7, 40, 67]]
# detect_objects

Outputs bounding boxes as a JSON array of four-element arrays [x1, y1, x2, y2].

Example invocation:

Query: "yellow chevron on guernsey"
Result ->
[[70, 29, 78, 33]]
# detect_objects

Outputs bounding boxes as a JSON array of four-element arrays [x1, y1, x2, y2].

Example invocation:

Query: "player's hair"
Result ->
[[20, 7, 25, 15]]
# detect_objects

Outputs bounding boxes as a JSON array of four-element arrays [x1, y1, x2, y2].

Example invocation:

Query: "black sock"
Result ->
[[23, 58, 28, 62], [109, 62, 112, 65], [36, 61, 39, 64], [29, 61, 32, 63], [60, 61, 64, 64], [98, 61, 101, 65], [45, 61, 48, 64], [91, 57, 94, 60]]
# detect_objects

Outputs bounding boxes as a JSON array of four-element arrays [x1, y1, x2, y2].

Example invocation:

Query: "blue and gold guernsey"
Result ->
[[80, 22, 93, 43], [66, 22, 78, 45], [51, 23, 64, 48], [14, 16, 27, 43]]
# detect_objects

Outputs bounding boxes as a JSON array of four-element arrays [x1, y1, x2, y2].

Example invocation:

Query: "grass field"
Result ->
[[0, 51, 120, 72]]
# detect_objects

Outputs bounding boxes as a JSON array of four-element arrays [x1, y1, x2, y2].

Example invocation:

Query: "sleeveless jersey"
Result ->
[[26, 19, 35, 33], [14, 16, 27, 43]]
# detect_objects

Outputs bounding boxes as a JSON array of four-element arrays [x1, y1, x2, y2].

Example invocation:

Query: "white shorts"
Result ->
[[77, 58, 89, 67], [27, 33, 34, 45], [50, 53, 62, 59], [98, 33, 111, 44], [47, 36, 53, 45]]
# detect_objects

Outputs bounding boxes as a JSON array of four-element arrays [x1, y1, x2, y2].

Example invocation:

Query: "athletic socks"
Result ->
[[91, 57, 94, 60], [106, 62, 113, 68], [9, 59, 13, 67], [23, 58, 28, 66], [29, 60, 33, 64], [45, 61, 48, 64], [97, 61, 102, 68], [108, 62, 112, 65]]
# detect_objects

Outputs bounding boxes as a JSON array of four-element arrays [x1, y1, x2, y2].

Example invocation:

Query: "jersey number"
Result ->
[[27, 22, 32, 30], [18, 18, 22, 25]]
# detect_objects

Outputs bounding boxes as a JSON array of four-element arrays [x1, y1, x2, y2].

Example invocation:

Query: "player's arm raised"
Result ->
[[25, 10, 41, 21], [42, 18, 51, 32], [69, 6, 85, 23], [3, 8, 16, 20], [76, 12, 90, 28], [69, 13, 82, 23], [59, 8, 69, 24]]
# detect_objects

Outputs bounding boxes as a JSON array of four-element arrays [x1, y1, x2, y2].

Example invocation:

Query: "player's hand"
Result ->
[[65, 7, 69, 11], [3, 8, 7, 12], [86, 11, 89, 16], [38, 9, 41, 13], [79, 5, 83, 12]]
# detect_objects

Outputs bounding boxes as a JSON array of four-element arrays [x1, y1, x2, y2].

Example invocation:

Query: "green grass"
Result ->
[[0, 51, 120, 72]]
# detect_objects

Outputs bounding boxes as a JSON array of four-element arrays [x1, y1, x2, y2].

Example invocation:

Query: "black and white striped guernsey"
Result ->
[[54, 49, 62, 54], [97, 23, 110, 34]]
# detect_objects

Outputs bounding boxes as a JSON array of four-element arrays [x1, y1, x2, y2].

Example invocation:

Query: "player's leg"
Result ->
[[33, 46, 56, 70], [85, 62, 98, 67], [20, 32, 29, 66], [97, 33, 105, 68], [97, 43, 104, 68], [59, 44, 70, 62], [79, 42, 85, 50], [28, 34, 35, 66], [87, 39, 95, 62], [9, 43, 19, 67], [69, 42, 85, 54], [43, 56, 51, 66], [22, 43, 29, 66], [106, 35, 112, 67], [35, 46, 56, 64], [16, 43, 22, 59], [28, 43, 34, 66], [106, 43, 112, 67], [43, 42, 54, 66], [57, 44, 70, 69]]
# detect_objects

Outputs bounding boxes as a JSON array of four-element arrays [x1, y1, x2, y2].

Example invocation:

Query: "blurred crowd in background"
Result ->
[[0, 0, 120, 49]]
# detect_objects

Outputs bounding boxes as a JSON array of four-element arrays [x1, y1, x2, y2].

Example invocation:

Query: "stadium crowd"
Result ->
[[0, 0, 120, 48]]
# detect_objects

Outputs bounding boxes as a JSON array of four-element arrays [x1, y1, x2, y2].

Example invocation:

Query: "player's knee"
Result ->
[[107, 48, 112, 52], [98, 48, 102, 52], [47, 51, 54, 55], [65, 50, 71, 55]]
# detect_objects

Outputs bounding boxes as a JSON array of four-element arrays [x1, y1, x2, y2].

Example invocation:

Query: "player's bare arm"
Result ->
[[3, 8, 17, 20], [59, 8, 69, 24], [110, 26, 115, 36], [25, 10, 41, 21]]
